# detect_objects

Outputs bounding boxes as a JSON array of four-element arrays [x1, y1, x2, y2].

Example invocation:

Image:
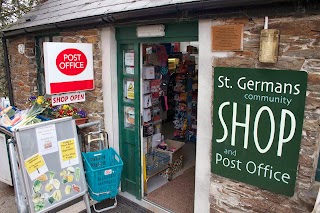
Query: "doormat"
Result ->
[[80, 195, 153, 213], [146, 166, 195, 213]]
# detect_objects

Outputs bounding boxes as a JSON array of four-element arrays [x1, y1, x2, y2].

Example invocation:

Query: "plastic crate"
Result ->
[[146, 151, 170, 176], [82, 148, 123, 202]]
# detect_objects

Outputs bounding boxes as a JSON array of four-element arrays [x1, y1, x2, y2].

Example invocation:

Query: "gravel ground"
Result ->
[[0, 181, 17, 213]]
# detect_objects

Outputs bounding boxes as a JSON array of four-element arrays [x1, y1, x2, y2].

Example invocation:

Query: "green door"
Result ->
[[118, 43, 142, 199], [116, 22, 198, 200]]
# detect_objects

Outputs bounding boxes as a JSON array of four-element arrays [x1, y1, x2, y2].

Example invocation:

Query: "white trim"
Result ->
[[140, 43, 145, 198], [101, 27, 120, 152], [194, 20, 212, 213]]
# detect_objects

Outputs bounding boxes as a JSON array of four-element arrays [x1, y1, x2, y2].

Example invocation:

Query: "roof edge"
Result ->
[[1, 0, 306, 38]]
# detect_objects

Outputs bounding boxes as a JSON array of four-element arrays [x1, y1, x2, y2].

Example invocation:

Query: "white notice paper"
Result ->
[[36, 124, 58, 155], [24, 153, 49, 181], [58, 138, 79, 168], [125, 53, 134, 66]]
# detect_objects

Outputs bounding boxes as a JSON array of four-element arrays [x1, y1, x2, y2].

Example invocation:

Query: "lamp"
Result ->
[[136, 25, 165, 38], [259, 17, 279, 63]]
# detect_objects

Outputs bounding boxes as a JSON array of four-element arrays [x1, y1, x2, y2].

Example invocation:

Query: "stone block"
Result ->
[[307, 73, 320, 92], [257, 57, 304, 71], [214, 57, 255, 68], [298, 154, 314, 167], [83, 36, 98, 43], [62, 37, 78, 43], [283, 47, 320, 59], [305, 96, 320, 110], [303, 119, 320, 131], [76, 29, 98, 36], [303, 60, 320, 73]]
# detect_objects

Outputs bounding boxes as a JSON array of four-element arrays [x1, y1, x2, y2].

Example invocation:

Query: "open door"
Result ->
[[117, 43, 142, 199]]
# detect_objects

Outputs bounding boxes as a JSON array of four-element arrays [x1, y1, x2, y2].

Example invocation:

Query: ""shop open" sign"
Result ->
[[44, 42, 94, 94]]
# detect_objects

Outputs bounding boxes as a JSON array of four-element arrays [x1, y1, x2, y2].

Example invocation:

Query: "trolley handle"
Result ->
[[84, 131, 109, 152]]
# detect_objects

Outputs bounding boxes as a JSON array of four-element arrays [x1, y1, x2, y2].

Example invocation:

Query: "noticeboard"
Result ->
[[14, 117, 88, 213], [212, 67, 307, 196]]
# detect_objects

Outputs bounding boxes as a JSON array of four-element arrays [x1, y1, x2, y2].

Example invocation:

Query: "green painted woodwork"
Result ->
[[118, 43, 142, 199], [211, 67, 308, 196], [116, 22, 198, 43], [116, 21, 198, 199]]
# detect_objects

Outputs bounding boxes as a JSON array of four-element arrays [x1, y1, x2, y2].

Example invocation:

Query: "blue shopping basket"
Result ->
[[81, 130, 123, 212], [82, 148, 123, 202]]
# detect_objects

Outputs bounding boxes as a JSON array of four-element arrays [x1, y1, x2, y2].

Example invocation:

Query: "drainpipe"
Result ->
[[2, 36, 14, 106]]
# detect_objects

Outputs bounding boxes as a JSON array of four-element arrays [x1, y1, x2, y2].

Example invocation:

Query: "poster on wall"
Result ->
[[211, 67, 307, 196]]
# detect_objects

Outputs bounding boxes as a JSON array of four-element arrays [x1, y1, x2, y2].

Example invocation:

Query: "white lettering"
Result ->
[[216, 102, 230, 143], [254, 106, 275, 154], [277, 109, 296, 157], [231, 103, 250, 148]]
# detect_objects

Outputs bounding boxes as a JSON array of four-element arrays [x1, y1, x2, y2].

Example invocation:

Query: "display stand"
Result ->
[[171, 53, 198, 141], [0, 132, 12, 185], [14, 117, 91, 213]]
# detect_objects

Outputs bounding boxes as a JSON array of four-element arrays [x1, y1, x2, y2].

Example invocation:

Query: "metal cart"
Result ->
[[79, 121, 123, 212]]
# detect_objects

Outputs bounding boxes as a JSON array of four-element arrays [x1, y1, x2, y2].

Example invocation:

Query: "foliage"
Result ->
[[53, 104, 87, 119], [0, 0, 42, 97], [29, 96, 87, 119], [28, 95, 52, 116], [0, 0, 42, 28]]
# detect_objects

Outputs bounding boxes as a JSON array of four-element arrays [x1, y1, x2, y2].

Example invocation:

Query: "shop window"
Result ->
[[316, 157, 320, 181], [35, 35, 59, 95]]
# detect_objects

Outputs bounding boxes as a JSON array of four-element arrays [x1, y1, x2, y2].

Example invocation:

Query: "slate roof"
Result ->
[[3, 0, 294, 35], [4, 0, 201, 32]]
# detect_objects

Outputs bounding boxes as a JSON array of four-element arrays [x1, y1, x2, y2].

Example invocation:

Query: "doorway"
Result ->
[[116, 22, 198, 212], [141, 42, 198, 213]]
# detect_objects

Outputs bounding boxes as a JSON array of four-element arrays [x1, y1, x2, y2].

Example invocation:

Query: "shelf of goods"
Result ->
[[172, 54, 198, 141]]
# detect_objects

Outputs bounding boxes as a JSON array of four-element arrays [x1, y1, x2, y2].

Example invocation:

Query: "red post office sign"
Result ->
[[44, 42, 94, 94]]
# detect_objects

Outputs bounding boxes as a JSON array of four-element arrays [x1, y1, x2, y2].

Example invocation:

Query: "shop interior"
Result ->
[[141, 41, 198, 211]]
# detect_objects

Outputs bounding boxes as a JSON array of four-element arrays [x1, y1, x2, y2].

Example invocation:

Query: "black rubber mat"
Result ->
[[80, 195, 154, 213]]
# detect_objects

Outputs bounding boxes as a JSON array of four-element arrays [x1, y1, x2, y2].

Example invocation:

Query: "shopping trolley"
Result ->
[[81, 124, 123, 212]]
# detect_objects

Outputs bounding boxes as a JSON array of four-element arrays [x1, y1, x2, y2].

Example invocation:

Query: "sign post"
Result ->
[[212, 67, 307, 196]]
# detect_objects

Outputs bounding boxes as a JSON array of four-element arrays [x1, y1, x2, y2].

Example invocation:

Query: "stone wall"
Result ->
[[8, 36, 37, 108], [7, 29, 104, 122], [210, 15, 320, 212]]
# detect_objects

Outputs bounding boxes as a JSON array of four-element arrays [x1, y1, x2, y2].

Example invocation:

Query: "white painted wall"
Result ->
[[101, 22, 233, 212], [101, 27, 120, 153], [195, 19, 230, 213]]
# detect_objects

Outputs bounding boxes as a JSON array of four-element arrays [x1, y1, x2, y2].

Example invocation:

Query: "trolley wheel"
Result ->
[[93, 196, 117, 212]]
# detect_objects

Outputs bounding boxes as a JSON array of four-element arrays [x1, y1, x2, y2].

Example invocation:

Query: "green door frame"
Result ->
[[117, 43, 142, 199], [116, 22, 198, 199]]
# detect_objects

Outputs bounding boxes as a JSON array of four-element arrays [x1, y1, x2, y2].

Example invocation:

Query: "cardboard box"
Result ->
[[156, 139, 185, 164]]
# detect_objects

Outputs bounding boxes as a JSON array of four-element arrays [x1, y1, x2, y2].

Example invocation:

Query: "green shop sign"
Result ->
[[212, 67, 307, 196]]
